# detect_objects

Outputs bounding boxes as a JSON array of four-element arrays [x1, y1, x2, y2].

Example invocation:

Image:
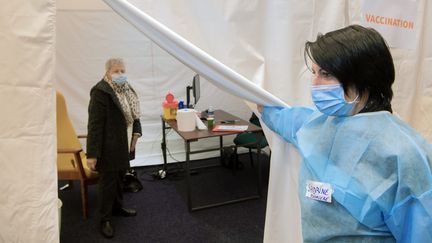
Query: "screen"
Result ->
[[192, 74, 200, 105]]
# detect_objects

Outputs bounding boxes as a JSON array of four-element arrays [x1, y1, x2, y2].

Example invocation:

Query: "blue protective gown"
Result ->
[[262, 106, 432, 243]]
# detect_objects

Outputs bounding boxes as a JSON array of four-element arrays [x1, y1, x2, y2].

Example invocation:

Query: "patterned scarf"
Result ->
[[105, 77, 141, 126]]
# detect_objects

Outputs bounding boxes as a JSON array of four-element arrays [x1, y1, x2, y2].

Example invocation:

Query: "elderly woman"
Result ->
[[86, 58, 142, 238], [258, 25, 432, 242]]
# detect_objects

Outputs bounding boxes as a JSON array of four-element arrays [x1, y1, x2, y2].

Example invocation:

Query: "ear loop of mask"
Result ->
[[346, 94, 359, 104]]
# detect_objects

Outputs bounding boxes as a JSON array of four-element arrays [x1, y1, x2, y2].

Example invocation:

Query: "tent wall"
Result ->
[[56, 0, 252, 167], [0, 0, 58, 242], [2, 0, 428, 242]]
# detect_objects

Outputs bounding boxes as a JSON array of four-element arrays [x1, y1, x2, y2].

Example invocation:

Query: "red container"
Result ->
[[162, 92, 178, 120]]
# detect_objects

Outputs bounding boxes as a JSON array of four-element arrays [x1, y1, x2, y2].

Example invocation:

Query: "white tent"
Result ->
[[1, 0, 431, 242]]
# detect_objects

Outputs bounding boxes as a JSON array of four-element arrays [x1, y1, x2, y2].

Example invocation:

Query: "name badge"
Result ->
[[305, 180, 333, 203]]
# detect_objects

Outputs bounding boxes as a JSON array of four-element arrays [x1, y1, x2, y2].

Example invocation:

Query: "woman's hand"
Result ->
[[130, 134, 140, 152], [257, 104, 263, 113], [130, 133, 141, 151], [87, 158, 97, 171]]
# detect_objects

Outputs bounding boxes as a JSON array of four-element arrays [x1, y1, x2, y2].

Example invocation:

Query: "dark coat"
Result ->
[[86, 80, 142, 172]]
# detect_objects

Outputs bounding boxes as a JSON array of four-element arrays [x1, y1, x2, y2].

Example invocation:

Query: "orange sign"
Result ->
[[364, 14, 414, 29], [361, 0, 418, 49]]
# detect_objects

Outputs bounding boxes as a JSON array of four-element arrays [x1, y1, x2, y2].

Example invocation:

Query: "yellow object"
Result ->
[[56, 91, 99, 219], [163, 106, 178, 120], [162, 92, 178, 120]]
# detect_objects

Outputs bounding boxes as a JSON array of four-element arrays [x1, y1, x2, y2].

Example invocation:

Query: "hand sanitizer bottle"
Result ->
[[207, 106, 214, 119]]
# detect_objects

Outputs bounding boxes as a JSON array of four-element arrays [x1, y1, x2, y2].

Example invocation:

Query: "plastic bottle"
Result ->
[[207, 106, 214, 118], [178, 101, 185, 109], [207, 106, 215, 129]]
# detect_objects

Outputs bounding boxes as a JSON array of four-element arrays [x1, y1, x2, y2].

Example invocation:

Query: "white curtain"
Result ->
[[0, 0, 58, 242]]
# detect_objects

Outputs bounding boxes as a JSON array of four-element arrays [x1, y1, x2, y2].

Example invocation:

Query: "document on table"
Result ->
[[212, 125, 248, 132]]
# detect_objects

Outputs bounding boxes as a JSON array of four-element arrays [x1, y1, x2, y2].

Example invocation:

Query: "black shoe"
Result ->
[[112, 207, 137, 217], [100, 220, 114, 238]]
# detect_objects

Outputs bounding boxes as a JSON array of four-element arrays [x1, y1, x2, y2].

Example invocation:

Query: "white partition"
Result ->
[[0, 0, 57, 242]]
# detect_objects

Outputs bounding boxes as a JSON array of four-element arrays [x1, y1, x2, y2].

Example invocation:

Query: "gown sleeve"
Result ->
[[261, 106, 314, 145], [384, 142, 432, 242], [385, 191, 432, 242]]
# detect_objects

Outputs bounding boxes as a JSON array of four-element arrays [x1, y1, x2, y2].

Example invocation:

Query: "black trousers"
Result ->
[[98, 170, 125, 222]]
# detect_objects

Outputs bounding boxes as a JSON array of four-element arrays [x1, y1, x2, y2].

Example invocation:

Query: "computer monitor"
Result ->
[[192, 74, 200, 105], [186, 74, 200, 108]]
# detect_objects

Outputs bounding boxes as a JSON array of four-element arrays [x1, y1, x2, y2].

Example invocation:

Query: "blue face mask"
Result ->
[[311, 84, 358, 117], [111, 73, 127, 85]]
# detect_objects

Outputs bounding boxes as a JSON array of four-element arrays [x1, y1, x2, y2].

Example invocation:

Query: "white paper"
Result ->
[[214, 125, 248, 131], [305, 180, 333, 203]]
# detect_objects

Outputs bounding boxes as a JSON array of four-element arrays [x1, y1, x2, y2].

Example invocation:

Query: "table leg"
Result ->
[[185, 141, 192, 211], [219, 136, 223, 164], [256, 133, 262, 197], [161, 118, 168, 171]]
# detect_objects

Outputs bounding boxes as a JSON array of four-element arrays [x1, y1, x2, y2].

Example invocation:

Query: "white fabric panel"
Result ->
[[0, 0, 58, 242], [57, 0, 110, 10], [262, 2, 348, 241], [102, 1, 303, 243], [348, 0, 432, 139], [104, 0, 286, 107], [389, 0, 432, 138]]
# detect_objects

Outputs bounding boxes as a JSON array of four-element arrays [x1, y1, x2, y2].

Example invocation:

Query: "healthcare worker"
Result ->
[[258, 25, 432, 242]]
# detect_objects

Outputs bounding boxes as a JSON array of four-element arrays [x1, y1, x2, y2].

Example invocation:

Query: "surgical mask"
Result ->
[[111, 73, 127, 85], [311, 84, 358, 117]]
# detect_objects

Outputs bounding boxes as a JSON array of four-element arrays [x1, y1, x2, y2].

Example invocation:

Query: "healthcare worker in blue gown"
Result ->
[[258, 25, 432, 242]]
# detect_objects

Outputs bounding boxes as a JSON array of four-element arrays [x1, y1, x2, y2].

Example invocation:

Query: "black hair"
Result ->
[[304, 24, 395, 113]]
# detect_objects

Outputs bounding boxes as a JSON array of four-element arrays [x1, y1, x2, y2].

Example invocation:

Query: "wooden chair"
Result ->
[[56, 91, 98, 219]]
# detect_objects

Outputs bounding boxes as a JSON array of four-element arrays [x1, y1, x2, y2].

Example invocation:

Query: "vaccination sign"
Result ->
[[361, 0, 418, 49]]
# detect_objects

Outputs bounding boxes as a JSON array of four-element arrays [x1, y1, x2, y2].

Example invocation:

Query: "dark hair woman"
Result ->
[[304, 24, 395, 114], [258, 25, 432, 242]]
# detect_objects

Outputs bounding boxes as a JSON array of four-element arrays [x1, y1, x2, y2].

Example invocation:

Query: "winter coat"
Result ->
[[86, 80, 142, 172]]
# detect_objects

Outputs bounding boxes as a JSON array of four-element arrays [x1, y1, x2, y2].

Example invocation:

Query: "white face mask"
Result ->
[[111, 73, 127, 85]]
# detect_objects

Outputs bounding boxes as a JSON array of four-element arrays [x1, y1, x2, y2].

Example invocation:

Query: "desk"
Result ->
[[161, 110, 263, 211]]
